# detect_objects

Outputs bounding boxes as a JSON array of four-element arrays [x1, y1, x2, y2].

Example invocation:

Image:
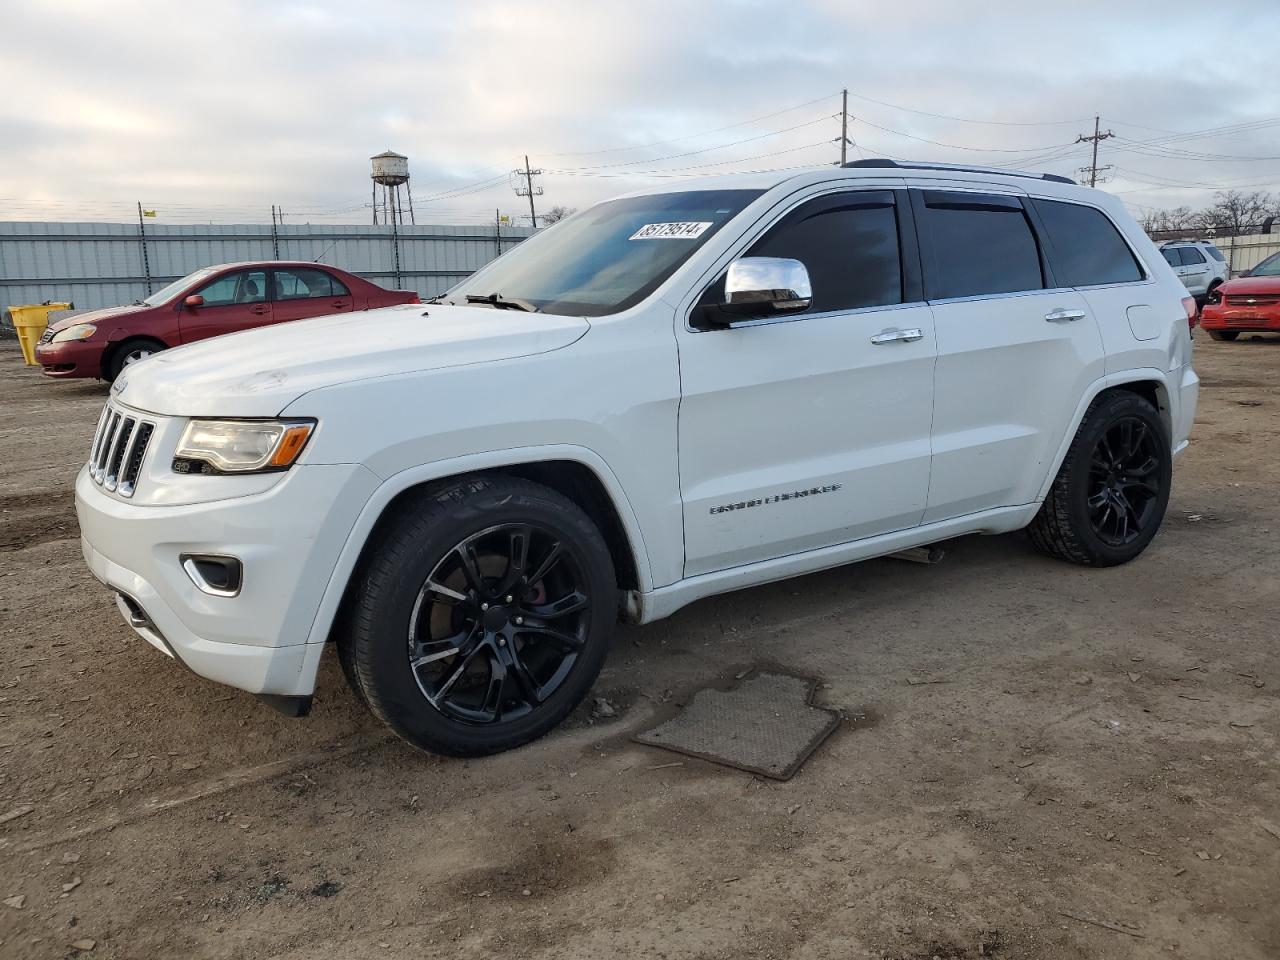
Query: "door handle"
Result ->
[[869, 327, 924, 344], [1044, 308, 1086, 323], [250, 305, 270, 315]]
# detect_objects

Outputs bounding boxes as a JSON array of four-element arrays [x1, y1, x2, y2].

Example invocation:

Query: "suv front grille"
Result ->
[[88, 403, 155, 497]]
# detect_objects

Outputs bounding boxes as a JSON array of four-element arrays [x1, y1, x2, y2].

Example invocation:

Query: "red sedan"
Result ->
[[35, 261, 419, 381], [1200, 251, 1280, 341]]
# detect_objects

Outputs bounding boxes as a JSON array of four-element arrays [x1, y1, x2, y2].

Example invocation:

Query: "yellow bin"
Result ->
[[9, 301, 73, 365]]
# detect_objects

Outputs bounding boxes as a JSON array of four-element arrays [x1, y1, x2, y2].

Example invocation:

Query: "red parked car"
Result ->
[[35, 261, 419, 381], [1199, 251, 1280, 341]]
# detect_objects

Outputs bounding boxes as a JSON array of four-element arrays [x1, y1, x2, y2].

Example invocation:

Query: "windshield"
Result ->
[[446, 189, 763, 317], [143, 267, 220, 306], [1250, 252, 1280, 277]]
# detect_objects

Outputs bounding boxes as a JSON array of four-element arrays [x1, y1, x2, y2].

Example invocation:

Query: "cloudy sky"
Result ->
[[2, 0, 1279, 226]]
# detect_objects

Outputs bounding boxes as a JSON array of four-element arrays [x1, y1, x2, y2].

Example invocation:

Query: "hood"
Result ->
[[47, 303, 148, 332], [113, 302, 590, 417], [1219, 274, 1280, 296]]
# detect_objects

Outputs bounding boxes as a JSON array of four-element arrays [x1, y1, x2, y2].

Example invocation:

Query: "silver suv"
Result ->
[[1160, 240, 1229, 302]]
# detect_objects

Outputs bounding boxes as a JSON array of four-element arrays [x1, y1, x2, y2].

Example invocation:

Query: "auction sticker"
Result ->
[[629, 221, 712, 240]]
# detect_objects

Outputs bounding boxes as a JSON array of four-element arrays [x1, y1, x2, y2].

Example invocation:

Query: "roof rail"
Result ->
[[842, 158, 1076, 186]]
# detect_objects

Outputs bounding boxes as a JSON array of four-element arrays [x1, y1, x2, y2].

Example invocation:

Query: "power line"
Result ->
[[546, 140, 833, 178], [851, 116, 1073, 154], [537, 92, 839, 157], [550, 115, 832, 171], [843, 90, 1089, 127]]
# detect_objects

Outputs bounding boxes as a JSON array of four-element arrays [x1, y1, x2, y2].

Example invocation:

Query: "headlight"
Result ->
[[174, 419, 315, 474], [51, 323, 97, 342]]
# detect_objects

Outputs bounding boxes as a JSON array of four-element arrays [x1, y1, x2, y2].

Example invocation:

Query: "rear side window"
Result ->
[[1179, 247, 1206, 264], [917, 192, 1043, 300], [744, 190, 903, 313], [274, 267, 350, 300], [1032, 199, 1144, 287], [1204, 245, 1226, 262]]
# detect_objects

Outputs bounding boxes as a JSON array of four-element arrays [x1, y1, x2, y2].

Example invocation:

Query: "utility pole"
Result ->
[[840, 88, 849, 166], [1076, 115, 1115, 187], [136, 202, 153, 295], [513, 155, 544, 228], [495, 208, 503, 258], [270, 204, 280, 260]]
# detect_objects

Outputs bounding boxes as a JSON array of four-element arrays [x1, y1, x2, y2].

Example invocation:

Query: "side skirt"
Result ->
[[624, 503, 1037, 625]]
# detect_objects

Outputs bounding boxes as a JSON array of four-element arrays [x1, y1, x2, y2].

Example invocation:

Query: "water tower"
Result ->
[[371, 150, 414, 226]]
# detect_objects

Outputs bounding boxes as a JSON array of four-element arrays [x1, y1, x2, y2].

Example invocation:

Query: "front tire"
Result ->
[[1027, 391, 1171, 567], [1208, 330, 1239, 342], [105, 337, 165, 382], [339, 475, 616, 757]]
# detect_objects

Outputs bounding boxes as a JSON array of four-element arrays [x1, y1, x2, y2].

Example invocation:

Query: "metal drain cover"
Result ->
[[633, 671, 839, 780]]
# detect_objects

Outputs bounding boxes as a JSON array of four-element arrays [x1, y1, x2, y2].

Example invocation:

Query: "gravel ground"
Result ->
[[0, 335, 1277, 960]]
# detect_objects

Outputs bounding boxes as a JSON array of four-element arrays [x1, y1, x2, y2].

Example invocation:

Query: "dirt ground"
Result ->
[[0, 334, 1277, 960]]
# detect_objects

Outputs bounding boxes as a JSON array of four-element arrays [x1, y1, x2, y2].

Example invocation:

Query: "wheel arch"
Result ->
[[1035, 370, 1174, 504], [101, 334, 169, 378], [304, 446, 653, 655]]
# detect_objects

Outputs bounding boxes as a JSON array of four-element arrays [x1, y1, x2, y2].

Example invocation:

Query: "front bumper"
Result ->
[[75, 460, 380, 696], [1200, 303, 1280, 331], [35, 337, 105, 378]]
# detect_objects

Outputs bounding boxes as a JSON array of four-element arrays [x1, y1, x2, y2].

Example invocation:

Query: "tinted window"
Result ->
[[919, 192, 1043, 299], [743, 191, 902, 313], [1179, 247, 1206, 264], [195, 270, 266, 306], [1032, 199, 1143, 286], [1204, 245, 1226, 262], [1161, 249, 1181, 267], [445, 189, 762, 317], [274, 267, 349, 300]]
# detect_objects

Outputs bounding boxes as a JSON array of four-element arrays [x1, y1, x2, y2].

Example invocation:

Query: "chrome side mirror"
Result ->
[[724, 257, 812, 314]]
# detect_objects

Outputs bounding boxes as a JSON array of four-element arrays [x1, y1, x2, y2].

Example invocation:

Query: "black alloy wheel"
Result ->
[[408, 523, 590, 725], [1085, 416, 1162, 548], [338, 475, 616, 757], [1028, 391, 1172, 567]]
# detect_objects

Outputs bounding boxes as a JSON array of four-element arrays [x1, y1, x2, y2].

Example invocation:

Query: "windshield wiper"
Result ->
[[464, 293, 539, 313]]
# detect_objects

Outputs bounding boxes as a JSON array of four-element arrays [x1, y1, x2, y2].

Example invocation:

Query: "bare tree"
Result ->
[[1139, 205, 1198, 234], [539, 205, 577, 225], [1193, 190, 1275, 236]]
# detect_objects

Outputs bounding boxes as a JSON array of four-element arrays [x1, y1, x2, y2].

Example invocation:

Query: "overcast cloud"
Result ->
[[2, 0, 1279, 225]]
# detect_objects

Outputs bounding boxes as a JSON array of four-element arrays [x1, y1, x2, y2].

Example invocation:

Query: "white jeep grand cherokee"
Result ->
[[77, 159, 1199, 756]]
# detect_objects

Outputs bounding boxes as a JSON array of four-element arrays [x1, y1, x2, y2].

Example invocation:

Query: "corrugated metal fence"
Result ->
[[1213, 232, 1280, 275], [0, 220, 534, 330]]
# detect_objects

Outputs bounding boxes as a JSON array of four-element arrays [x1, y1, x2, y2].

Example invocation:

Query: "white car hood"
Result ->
[[113, 303, 590, 417]]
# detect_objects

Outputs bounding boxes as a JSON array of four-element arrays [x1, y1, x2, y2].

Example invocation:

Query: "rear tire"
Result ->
[[1027, 391, 1171, 567], [1208, 330, 1239, 342], [338, 475, 616, 757], [105, 337, 165, 382]]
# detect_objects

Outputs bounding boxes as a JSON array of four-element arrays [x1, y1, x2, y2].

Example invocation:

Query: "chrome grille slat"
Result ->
[[88, 405, 111, 467], [87, 403, 155, 498], [105, 418, 137, 491], [101, 416, 129, 491], [94, 412, 120, 481], [119, 422, 153, 496]]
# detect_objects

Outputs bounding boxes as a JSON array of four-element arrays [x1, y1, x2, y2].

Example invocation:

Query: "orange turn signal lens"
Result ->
[[267, 423, 315, 468]]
